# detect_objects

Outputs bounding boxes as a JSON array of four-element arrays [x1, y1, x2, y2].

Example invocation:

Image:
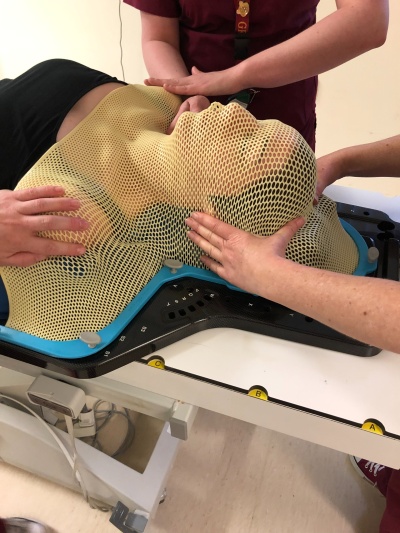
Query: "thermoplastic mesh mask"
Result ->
[[1, 85, 359, 341]]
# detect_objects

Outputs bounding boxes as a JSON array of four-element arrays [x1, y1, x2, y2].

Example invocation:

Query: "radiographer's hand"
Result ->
[[0, 186, 89, 267], [185, 212, 305, 297], [167, 95, 210, 134], [145, 66, 243, 98]]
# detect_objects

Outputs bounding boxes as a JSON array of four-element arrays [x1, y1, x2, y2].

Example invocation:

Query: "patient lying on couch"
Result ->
[[0, 59, 364, 342]]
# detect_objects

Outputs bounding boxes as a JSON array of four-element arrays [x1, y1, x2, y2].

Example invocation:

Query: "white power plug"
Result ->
[[74, 408, 96, 438]]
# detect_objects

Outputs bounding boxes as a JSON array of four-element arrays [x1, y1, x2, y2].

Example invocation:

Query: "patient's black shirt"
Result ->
[[0, 59, 125, 190]]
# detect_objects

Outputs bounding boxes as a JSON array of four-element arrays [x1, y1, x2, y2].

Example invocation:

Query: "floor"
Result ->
[[0, 408, 386, 533]]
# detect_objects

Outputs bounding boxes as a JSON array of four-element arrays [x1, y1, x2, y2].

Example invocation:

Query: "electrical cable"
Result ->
[[0, 393, 88, 497], [0, 393, 113, 512], [87, 400, 136, 458], [64, 414, 111, 512], [64, 414, 90, 503], [118, 0, 126, 81]]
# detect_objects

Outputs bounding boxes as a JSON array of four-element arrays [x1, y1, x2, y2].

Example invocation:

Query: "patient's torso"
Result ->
[[0, 59, 125, 190], [0, 86, 360, 342]]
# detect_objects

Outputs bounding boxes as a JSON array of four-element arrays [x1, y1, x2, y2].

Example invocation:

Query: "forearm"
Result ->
[[326, 136, 400, 179], [186, 212, 400, 353], [237, 0, 388, 89], [142, 41, 189, 79], [141, 13, 189, 79], [265, 260, 400, 353]]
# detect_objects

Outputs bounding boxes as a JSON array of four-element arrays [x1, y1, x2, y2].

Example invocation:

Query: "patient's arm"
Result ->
[[186, 212, 400, 354], [0, 186, 88, 267]]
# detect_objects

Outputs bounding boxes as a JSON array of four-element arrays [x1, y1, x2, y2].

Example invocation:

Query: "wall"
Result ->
[[1, 0, 399, 177], [0, 0, 145, 82], [316, 0, 400, 193], [316, 0, 400, 156]]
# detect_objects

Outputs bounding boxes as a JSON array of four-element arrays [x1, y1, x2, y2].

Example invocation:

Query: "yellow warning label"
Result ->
[[361, 420, 384, 435], [248, 386, 268, 401], [147, 357, 165, 370]]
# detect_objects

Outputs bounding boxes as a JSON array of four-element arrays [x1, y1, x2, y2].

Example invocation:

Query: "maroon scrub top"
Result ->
[[124, 0, 320, 149]]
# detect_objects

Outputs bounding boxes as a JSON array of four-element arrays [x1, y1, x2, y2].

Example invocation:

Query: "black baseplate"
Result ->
[[0, 202, 398, 378]]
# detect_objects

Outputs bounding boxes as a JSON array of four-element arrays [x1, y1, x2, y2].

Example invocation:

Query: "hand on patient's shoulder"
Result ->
[[0, 186, 89, 267]]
